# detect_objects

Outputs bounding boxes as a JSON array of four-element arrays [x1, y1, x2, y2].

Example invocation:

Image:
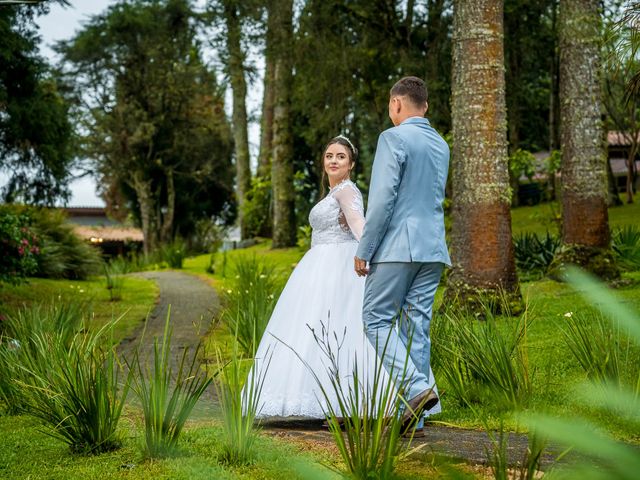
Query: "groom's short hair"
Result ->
[[390, 76, 428, 108]]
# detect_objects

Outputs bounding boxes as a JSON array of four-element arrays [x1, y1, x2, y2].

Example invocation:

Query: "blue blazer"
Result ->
[[356, 117, 451, 265]]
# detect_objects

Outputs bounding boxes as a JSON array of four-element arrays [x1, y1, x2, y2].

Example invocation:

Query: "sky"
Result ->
[[2, 0, 262, 207]]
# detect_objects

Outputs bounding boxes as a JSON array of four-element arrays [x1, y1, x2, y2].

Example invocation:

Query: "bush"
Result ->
[[612, 225, 640, 271], [0, 209, 39, 284], [513, 232, 561, 280], [161, 237, 187, 269], [432, 300, 533, 409], [15, 207, 103, 280], [242, 176, 272, 238], [0, 300, 86, 414]]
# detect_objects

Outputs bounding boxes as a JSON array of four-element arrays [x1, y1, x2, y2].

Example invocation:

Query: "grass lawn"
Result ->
[[510, 196, 640, 236], [0, 408, 482, 479], [0, 275, 159, 343]]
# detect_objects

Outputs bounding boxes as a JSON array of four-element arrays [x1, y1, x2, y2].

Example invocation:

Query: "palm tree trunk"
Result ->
[[551, 0, 619, 280], [270, 0, 296, 248], [223, 0, 251, 240], [446, 0, 520, 311]]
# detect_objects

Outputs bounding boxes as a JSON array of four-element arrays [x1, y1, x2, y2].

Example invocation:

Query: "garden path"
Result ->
[[117, 270, 219, 374]]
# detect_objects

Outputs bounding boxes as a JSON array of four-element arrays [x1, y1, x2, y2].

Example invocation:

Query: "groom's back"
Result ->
[[372, 117, 451, 265]]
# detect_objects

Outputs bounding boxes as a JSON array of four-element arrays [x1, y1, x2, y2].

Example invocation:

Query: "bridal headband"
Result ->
[[336, 134, 356, 154]]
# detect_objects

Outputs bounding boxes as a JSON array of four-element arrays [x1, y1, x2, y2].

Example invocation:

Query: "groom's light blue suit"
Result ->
[[356, 116, 451, 403]]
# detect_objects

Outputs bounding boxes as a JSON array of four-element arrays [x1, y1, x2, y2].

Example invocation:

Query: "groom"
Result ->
[[354, 76, 451, 434]]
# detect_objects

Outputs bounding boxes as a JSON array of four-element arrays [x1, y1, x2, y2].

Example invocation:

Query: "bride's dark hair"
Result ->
[[320, 136, 358, 196]]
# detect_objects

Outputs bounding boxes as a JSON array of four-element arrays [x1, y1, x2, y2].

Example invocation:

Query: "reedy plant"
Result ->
[[161, 238, 187, 269], [562, 310, 639, 389], [0, 300, 86, 414], [284, 316, 419, 480], [214, 336, 270, 466], [104, 260, 126, 301], [525, 268, 640, 480], [127, 309, 212, 458], [221, 256, 282, 356], [432, 300, 533, 409], [16, 318, 130, 453], [612, 225, 640, 271]]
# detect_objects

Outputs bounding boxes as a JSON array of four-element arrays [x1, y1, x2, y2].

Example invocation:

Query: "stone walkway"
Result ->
[[117, 270, 219, 372]]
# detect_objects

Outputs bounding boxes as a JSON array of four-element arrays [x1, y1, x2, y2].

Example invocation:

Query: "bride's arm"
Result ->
[[334, 184, 365, 241]]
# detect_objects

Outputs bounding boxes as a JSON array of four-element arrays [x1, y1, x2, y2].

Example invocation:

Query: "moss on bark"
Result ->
[[548, 244, 620, 281]]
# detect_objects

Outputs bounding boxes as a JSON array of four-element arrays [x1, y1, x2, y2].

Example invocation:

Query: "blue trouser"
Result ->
[[362, 261, 444, 402]]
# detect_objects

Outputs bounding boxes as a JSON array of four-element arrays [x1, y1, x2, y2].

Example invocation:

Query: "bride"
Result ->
[[248, 135, 440, 424]]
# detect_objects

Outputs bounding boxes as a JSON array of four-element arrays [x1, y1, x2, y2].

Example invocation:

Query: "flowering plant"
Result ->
[[0, 211, 39, 284]]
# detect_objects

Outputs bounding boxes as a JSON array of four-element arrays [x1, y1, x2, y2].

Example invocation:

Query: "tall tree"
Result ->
[[446, 0, 520, 308], [59, 0, 235, 254], [258, 3, 275, 179], [0, 1, 74, 205], [270, 0, 296, 248], [551, 0, 619, 279], [221, 0, 252, 239]]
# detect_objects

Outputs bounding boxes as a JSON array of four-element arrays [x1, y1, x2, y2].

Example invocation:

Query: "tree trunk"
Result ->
[[549, 0, 561, 151], [270, 0, 296, 248], [446, 0, 520, 311], [551, 0, 619, 280], [224, 0, 252, 240], [132, 172, 156, 256], [160, 167, 175, 243], [258, 8, 276, 179]]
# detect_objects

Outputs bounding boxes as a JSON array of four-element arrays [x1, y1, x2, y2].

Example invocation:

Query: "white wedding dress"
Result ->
[[250, 179, 440, 419]]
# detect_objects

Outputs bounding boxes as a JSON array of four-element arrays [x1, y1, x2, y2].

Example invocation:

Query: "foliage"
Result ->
[[485, 420, 547, 480], [58, 0, 236, 248], [103, 260, 126, 301], [127, 311, 211, 458], [562, 310, 639, 390], [0, 300, 85, 414], [214, 339, 267, 466], [220, 256, 283, 356], [161, 237, 187, 269], [0, 2, 74, 205], [513, 231, 561, 280], [432, 300, 533, 410], [508, 149, 537, 181], [525, 268, 640, 479], [292, 317, 412, 480], [29, 207, 103, 280], [0, 209, 39, 284], [11, 317, 130, 453], [612, 225, 640, 271], [241, 176, 273, 239], [296, 224, 312, 251]]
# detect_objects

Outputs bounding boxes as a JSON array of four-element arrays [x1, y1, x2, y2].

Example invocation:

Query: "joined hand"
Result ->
[[354, 257, 369, 277]]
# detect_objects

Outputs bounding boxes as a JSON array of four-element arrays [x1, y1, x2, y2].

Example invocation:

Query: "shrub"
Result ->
[[513, 232, 561, 280], [241, 176, 272, 238], [432, 300, 533, 409], [221, 256, 283, 356], [161, 237, 187, 269], [128, 311, 211, 458], [612, 225, 640, 271], [0, 209, 39, 284], [15, 320, 130, 453], [30, 208, 103, 280], [104, 260, 126, 301], [0, 300, 87, 414]]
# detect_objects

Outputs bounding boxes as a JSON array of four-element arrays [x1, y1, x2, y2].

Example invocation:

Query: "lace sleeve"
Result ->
[[333, 181, 365, 241]]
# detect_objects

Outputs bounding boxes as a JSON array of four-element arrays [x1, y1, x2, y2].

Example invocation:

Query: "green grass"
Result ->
[[510, 197, 640, 236], [0, 275, 158, 343]]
